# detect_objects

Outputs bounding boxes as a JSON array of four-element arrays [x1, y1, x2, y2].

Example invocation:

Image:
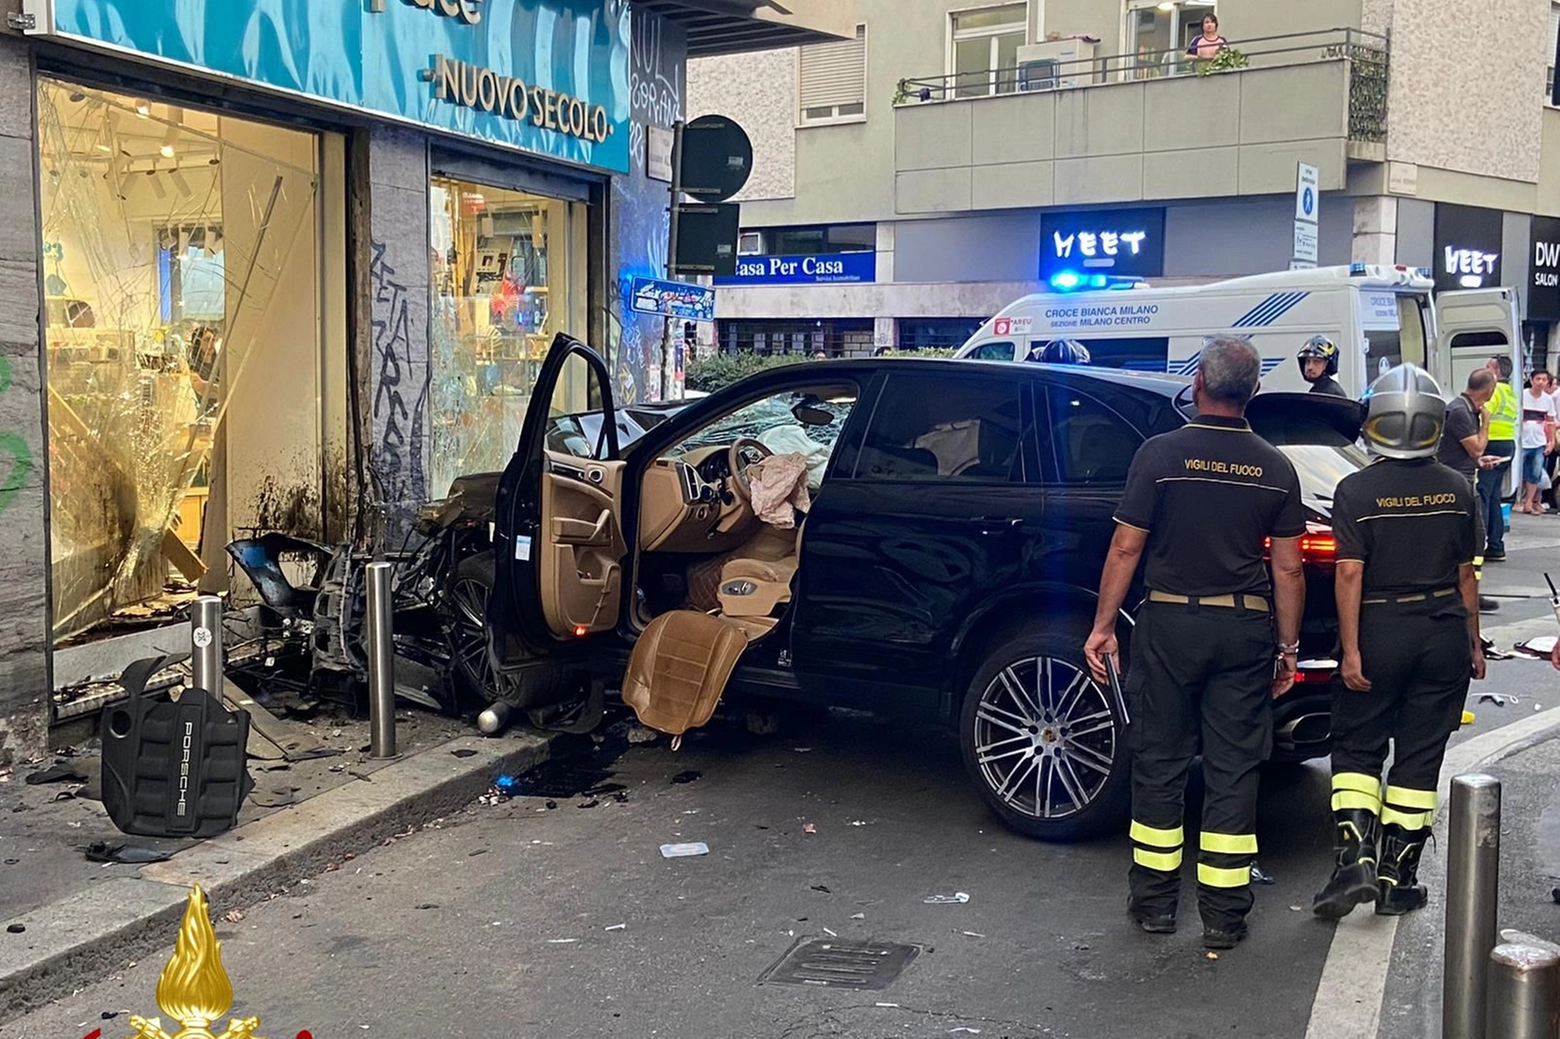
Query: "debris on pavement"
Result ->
[[824, 927, 837, 936], [949, 1029, 983, 1035], [672, 770, 703, 785], [450, 748, 479, 758], [660, 842, 710, 858], [25, 761, 88, 785], [224, 909, 246, 923], [415, 903, 440, 910], [627, 725, 659, 745], [251, 787, 300, 808], [1479, 693, 1515, 706], [546, 938, 579, 944], [924, 892, 971, 905], [1550, 887, 1560, 904], [1463, 710, 1477, 726], [803, 824, 817, 834], [1515, 635, 1558, 659], [6, 923, 24, 934], [1206, 952, 1219, 961], [605, 923, 626, 932], [851, 913, 865, 920], [84, 842, 172, 865], [811, 885, 832, 894], [963, 931, 986, 938]]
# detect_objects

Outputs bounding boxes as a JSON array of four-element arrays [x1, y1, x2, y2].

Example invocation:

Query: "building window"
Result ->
[[1548, 3, 1558, 103], [757, 224, 875, 256], [719, 319, 874, 357], [799, 25, 867, 123], [897, 318, 984, 352], [949, 3, 1028, 98], [1125, 0, 1217, 80], [37, 80, 328, 641], [428, 177, 587, 497]]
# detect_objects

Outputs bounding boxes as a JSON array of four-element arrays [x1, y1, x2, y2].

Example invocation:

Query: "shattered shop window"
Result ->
[[37, 80, 321, 642]]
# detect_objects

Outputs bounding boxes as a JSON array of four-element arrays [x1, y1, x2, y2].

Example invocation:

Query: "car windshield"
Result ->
[[669, 393, 852, 456], [1277, 443, 1369, 502]]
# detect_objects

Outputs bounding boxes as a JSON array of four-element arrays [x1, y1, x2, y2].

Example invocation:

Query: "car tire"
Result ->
[[959, 631, 1131, 842], [447, 552, 527, 707]]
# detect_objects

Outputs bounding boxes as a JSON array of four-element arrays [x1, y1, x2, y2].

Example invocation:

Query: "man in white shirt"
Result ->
[[1518, 372, 1558, 514]]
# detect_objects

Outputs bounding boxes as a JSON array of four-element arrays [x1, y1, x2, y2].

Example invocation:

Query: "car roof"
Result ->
[[798, 357, 1192, 397]]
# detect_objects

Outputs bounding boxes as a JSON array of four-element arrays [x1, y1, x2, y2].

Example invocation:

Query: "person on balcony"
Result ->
[[1186, 14, 1228, 61]]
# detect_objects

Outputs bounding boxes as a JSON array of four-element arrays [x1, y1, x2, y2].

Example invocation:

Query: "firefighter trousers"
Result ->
[[1126, 599, 1274, 932], [1330, 598, 1471, 836]]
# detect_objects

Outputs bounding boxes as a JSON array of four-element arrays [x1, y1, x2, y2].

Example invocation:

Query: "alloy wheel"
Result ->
[[971, 656, 1118, 820], [448, 573, 515, 699]]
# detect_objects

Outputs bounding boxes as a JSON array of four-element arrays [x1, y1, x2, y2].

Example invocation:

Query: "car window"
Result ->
[[969, 341, 1015, 361], [855, 375, 1026, 482], [1278, 444, 1368, 501], [1045, 386, 1143, 484], [665, 385, 858, 492]]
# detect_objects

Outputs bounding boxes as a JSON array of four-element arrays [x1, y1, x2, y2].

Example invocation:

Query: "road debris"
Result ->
[[25, 762, 88, 785], [450, 749, 478, 758], [803, 824, 817, 834], [224, 910, 246, 923], [851, 913, 865, 920], [1206, 951, 1219, 960], [811, 885, 832, 894], [660, 842, 710, 858], [547, 938, 579, 944], [6, 924, 24, 934], [1478, 693, 1515, 707], [605, 924, 626, 932], [924, 892, 971, 904], [963, 931, 986, 938], [84, 842, 172, 865], [824, 927, 838, 937], [671, 770, 702, 785], [949, 1029, 983, 1035]]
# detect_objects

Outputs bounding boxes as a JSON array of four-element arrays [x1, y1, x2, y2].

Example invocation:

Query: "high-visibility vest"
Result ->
[[1489, 382, 1518, 441]]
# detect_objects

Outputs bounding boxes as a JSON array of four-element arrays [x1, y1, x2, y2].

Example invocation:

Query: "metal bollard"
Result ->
[[1445, 774, 1502, 1039], [1487, 944, 1560, 1039], [190, 595, 224, 694], [365, 561, 397, 758], [477, 701, 513, 736]]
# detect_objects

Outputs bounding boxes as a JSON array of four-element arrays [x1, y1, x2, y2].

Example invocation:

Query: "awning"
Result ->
[[630, 0, 857, 57]]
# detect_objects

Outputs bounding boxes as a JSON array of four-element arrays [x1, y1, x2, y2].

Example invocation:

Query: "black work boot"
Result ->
[[1127, 899, 1176, 934], [1312, 809, 1380, 919], [1375, 824, 1429, 916]]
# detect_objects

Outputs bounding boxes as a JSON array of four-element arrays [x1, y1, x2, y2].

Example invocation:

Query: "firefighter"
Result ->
[[1031, 339, 1092, 365], [1312, 364, 1486, 920], [1085, 335, 1307, 951], [1298, 335, 1347, 397]]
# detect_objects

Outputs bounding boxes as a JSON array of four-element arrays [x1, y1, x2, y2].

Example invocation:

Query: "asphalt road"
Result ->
[[4, 515, 1554, 1039], [3, 710, 1341, 1039]]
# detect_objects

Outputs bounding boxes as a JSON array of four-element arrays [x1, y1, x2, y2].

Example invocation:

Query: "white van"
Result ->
[[954, 264, 1521, 403]]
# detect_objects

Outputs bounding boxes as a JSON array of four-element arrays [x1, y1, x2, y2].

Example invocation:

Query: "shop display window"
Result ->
[[37, 80, 322, 641], [428, 177, 586, 497]]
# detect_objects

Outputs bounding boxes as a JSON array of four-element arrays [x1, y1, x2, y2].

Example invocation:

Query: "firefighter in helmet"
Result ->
[[1297, 336, 1346, 397]]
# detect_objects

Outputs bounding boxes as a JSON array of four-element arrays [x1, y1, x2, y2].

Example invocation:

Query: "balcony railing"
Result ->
[[896, 27, 1389, 143]]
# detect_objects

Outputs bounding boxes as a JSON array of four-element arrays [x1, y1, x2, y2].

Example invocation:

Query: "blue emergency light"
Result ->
[[1048, 271, 1141, 292]]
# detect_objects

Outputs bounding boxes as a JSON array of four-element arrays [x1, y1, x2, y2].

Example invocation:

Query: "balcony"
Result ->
[[892, 29, 1388, 215]]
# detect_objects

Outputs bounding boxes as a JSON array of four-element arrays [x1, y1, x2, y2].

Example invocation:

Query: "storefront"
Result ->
[[18, 0, 631, 651], [1529, 215, 1560, 369]]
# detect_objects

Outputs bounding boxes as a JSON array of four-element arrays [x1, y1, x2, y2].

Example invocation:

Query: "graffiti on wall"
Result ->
[[369, 239, 429, 534], [0, 357, 34, 514], [611, 2, 685, 404]]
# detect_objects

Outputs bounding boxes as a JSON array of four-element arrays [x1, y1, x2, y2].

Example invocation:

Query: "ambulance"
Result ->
[[954, 264, 1521, 401]]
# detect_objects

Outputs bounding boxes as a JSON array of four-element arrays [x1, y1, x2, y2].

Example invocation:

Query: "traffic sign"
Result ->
[[1295, 163, 1319, 223], [1293, 219, 1318, 265]]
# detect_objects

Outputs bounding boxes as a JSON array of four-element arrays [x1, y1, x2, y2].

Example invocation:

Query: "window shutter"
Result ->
[[1551, 3, 1559, 65], [799, 26, 866, 111]]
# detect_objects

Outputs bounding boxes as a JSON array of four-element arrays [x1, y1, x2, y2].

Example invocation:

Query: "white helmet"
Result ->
[[1361, 364, 1445, 459]]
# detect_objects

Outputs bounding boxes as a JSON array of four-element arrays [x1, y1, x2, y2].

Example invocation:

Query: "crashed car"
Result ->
[[478, 334, 1362, 841]]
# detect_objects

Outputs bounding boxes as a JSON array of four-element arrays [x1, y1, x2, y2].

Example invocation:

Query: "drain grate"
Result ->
[[758, 937, 921, 990]]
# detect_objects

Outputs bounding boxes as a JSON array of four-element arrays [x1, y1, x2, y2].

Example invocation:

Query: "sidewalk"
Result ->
[[0, 707, 554, 1021]]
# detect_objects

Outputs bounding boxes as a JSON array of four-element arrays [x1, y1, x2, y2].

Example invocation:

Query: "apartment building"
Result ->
[[687, 0, 1560, 364]]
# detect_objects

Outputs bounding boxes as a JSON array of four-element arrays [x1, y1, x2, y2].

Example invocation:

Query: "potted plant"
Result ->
[[1196, 47, 1249, 76]]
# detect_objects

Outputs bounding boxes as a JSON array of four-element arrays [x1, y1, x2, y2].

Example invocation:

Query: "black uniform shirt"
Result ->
[[1435, 395, 1481, 478], [1331, 457, 1478, 597], [1115, 416, 1307, 597], [1309, 376, 1347, 398]]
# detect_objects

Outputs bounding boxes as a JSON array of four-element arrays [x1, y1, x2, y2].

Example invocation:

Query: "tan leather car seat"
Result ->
[[622, 611, 749, 742], [717, 521, 804, 618]]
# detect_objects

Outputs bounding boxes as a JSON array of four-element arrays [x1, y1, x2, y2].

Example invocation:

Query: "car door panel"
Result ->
[[491, 333, 624, 663], [790, 373, 1044, 712], [539, 453, 626, 636]]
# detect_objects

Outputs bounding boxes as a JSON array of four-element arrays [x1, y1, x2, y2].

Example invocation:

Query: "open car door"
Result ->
[[489, 333, 628, 664], [1431, 286, 1522, 495]]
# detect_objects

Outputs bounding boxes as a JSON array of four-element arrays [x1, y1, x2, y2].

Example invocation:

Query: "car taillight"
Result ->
[[1265, 526, 1337, 566], [1293, 667, 1335, 684]]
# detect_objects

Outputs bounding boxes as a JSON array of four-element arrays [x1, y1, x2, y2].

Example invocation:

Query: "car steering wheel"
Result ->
[[728, 437, 773, 503]]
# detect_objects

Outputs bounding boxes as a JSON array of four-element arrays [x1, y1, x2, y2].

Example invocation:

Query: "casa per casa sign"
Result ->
[[372, 0, 482, 25]]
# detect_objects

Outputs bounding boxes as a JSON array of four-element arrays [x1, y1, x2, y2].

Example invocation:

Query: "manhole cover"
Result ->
[[758, 937, 921, 990]]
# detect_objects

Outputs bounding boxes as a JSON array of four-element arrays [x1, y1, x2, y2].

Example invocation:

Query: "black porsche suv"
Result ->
[[480, 334, 1363, 841]]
